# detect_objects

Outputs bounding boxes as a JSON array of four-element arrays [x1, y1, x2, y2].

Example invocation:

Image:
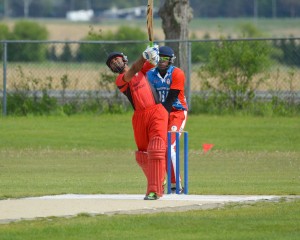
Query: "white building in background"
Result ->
[[66, 6, 158, 22], [101, 6, 158, 19], [66, 9, 94, 22]]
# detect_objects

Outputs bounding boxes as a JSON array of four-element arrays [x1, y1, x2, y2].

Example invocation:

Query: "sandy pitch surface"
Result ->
[[0, 194, 282, 224]]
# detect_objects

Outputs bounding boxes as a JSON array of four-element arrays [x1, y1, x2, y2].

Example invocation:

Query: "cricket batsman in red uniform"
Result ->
[[106, 45, 168, 200]]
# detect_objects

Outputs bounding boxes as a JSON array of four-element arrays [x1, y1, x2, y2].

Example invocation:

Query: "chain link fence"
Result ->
[[1, 38, 300, 116]]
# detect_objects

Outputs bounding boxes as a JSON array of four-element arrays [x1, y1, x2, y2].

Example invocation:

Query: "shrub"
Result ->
[[76, 26, 147, 62], [0, 23, 10, 57], [0, 23, 9, 40], [5, 66, 132, 116], [198, 38, 272, 111], [6, 66, 57, 116], [8, 20, 48, 61], [273, 38, 300, 67], [59, 43, 74, 62], [190, 32, 213, 63]]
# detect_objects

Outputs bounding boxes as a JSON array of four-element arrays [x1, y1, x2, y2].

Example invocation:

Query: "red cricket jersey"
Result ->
[[115, 62, 160, 111]]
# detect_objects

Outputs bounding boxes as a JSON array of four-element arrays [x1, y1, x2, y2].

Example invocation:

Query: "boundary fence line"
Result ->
[[1, 37, 300, 116]]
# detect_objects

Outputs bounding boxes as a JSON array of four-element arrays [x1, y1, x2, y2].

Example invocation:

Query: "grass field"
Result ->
[[0, 114, 299, 198], [0, 114, 299, 238]]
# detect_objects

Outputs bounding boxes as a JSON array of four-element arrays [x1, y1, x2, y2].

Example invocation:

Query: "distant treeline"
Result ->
[[1, 0, 300, 18], [1, 20, 299, 68]]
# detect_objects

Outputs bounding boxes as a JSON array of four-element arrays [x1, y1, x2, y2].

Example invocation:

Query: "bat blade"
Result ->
[[147, 0, 154, 46]]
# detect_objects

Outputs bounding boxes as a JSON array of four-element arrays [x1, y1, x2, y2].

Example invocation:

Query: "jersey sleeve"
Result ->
[[170, 68, 185, 91], [115, 73, 128, 93], [141, 61, 155, 75]]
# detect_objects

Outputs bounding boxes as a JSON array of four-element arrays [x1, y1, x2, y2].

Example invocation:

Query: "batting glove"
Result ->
[[143, 44, 159, 65]]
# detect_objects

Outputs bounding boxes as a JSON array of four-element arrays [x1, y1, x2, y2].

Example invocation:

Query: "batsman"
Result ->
[[106, 44, 168, 200]]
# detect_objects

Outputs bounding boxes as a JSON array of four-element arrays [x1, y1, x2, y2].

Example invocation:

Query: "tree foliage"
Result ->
[[76, 25, 147, 62], [7, 20, 49, 61], [0, 23, 9, 39], [273, 38, 300, 67], [198, 37, 272, 110]]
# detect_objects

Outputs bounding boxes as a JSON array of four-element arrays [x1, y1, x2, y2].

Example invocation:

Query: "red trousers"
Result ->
[[133, 104, 168, 196], [132, 104, 168, 151]]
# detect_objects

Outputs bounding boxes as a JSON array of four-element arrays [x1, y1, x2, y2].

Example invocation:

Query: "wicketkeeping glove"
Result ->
[[142, 44, 159, 65]]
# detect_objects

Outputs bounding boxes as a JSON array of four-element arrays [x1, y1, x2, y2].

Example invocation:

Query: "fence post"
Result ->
[[2, 41, 7, 116], [186, 41, 192, 110]]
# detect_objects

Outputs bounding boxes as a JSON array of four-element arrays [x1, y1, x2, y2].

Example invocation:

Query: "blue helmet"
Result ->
[[159, 46, 176, 63]]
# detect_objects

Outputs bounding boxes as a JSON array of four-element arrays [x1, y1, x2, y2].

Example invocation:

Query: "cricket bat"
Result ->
[[147, 0, 154, 47]]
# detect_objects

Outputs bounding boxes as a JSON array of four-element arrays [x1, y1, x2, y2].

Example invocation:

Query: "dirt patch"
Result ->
[[0, 194, 290, 224]]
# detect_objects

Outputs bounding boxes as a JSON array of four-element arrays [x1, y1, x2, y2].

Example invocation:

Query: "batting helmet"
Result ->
[[159, 46, 176, 63], [105, 52, 128, 68]]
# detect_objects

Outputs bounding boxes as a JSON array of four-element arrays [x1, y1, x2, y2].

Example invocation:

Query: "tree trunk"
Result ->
[[158, 0, 193, 74]]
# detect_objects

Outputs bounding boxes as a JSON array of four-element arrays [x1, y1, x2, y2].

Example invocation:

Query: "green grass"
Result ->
[[1, 114, 299, 151], [0, 114, 299, 198], [0, 114, 299, 238]]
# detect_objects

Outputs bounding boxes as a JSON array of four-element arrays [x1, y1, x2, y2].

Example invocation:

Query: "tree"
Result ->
[[158, 0, 193, 87], [76, 25, 147, 62], [59, 43, 73, 62], [8, 20, 49, 61], [199, 39, 272, 111], [0, 22, 9, 39], [197, 23, 273, 111]]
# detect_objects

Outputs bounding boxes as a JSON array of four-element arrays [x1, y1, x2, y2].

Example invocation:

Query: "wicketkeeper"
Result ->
[[106, 44, 168, 200], [147, 46, 188, 194]]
